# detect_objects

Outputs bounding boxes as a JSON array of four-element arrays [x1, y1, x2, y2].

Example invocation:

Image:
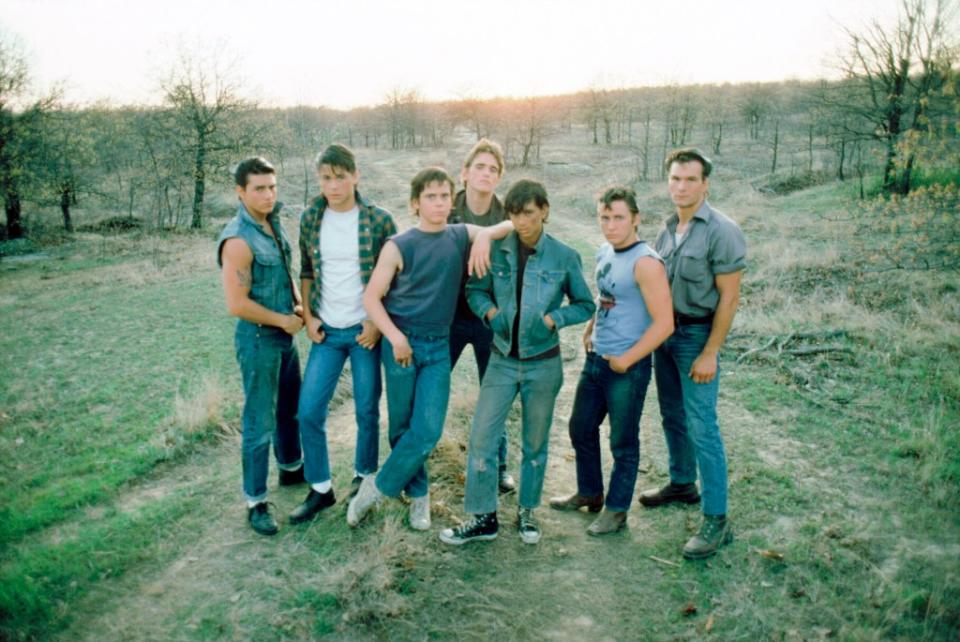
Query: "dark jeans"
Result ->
[[654, 323, 727, 516], [449, 313, 508, 468], [568, 352, 652, 512], [235, 324, 303, 503]]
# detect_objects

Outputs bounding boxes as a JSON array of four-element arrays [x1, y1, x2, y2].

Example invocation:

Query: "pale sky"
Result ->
[[2, 0, 901, 110]]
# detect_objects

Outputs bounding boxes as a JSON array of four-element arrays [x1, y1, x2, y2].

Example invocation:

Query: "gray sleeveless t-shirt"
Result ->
[[384, 224, 469, 337], [591, 241, 663, 356]]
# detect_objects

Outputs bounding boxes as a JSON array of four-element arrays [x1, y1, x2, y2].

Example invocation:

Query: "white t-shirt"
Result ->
[[318, 206, 365, 328]]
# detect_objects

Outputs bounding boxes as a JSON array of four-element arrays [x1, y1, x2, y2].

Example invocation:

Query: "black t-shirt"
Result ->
[[509, 240, 537, 358]]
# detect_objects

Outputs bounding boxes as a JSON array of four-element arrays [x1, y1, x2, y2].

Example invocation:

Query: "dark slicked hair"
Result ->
[[664, 148, 713, 179], [234, 156, 275, 188], [504, 179, 549, 216], [316, 143, 357, 173], [410, 166, 455, 202], [598, 185, 639, 214]]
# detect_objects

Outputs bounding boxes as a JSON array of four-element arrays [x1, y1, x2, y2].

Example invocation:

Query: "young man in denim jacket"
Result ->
[[217, 157, 305, 536], [439, 179, 595, 546]]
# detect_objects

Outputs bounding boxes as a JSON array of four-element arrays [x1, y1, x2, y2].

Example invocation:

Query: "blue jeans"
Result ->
[[464, 352, 563, 514], [653, 323, 728, 516], [376, 335, 451, 499], [449, 313, 508, 468], [568, 352, 651, 512], [235, 324, 303, 503], [298, 324, 382, 484]]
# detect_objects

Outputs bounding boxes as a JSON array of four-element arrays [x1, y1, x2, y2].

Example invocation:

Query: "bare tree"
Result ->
[[160, 45, 256, 228], [835, 0, 958, 194], [0, 36, 56, 239], [740, 84, 771, 141], [37, 108, 97, 231], [383, 87, 423, 149], [505, 97, 548, 167]]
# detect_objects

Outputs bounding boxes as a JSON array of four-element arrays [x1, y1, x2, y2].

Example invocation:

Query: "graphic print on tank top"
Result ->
[[596, 260, 616, 317]]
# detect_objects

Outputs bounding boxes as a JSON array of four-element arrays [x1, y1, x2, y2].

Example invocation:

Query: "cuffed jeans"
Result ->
[[298, 324, 382, 485], [235, 323, 303, 503], [464, 352, 563, 514], [653, 323, 728, 516], [449, 313, 508, 468], [376, 335, 451, 499], [569, 352, 651, 512]]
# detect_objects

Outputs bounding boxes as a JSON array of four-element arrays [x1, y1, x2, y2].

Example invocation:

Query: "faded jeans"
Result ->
[[376, 335, 451, 499], [464, 352, 563, 515], [298, 324, 382, 485], [235, 323, 303, 503], [568, 352, 652, 512], [653, 323, 728, 516], [449, 312, 508, 468]]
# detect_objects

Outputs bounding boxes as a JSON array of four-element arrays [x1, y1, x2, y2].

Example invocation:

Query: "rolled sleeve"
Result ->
[[709, 220, 747, 275]]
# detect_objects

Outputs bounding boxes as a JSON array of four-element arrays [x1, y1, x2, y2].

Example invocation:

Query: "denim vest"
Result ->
[[466, 231, 595, 359], [217, 204, 295, 330]]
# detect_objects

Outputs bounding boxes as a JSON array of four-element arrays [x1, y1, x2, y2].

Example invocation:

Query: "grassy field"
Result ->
[[1, 131, 958, 640]]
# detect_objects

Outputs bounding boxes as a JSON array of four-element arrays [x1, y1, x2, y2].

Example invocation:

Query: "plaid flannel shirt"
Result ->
[[299, 190, 397, 318]]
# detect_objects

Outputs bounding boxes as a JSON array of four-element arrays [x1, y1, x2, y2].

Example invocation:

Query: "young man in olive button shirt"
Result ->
[[447, 138, 515, 494]]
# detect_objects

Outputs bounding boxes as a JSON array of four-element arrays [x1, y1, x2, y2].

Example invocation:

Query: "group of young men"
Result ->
[[217, 139, 746, 560]]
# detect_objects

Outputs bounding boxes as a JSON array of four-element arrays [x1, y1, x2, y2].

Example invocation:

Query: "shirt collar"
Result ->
[[309, 190, 368, 215], [237, 202, 282, 233], [502, 229, 547, 254], [665, 199, 712, 229]]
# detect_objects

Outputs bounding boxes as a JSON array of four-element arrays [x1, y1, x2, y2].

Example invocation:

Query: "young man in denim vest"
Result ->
[[640, 148, 746, 559], [549, 186, 673, 536], [447, 139, 515, 493], [289, 144, 398, 525], [349, 167, 513, 532], [439, 179, 595, 546], [217, 157, 305, 536]]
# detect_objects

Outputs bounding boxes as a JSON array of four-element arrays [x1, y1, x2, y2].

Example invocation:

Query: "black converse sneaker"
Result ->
[[518, 508, 541, 544], [438, 512, 499, 545]]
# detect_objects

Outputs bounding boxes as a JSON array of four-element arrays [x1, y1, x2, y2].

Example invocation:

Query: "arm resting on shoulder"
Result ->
[[466, 220, 513, 278]]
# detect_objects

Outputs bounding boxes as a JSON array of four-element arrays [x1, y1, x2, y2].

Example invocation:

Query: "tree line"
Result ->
[[1, 0, 956, 239]]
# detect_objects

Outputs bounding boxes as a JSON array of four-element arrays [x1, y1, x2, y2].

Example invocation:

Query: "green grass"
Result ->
[[0, 265, 234, 543], [2, 147, 960, 640]]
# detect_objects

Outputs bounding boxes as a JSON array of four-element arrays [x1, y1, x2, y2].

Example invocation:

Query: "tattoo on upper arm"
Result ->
[[236, 267, 252, 288]]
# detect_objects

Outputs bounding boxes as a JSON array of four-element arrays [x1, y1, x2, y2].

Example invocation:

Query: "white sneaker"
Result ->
[[409, 492, 431, 531], [347, 474, 382, 527]]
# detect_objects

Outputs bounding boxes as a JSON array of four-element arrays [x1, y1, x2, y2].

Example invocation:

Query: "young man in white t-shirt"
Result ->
[[289, 144, 397, 524]]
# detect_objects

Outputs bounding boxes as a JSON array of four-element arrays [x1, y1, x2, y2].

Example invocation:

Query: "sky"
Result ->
[[1, 0, 903, 110]]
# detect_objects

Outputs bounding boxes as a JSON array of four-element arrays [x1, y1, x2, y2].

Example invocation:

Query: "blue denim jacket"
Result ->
[[467, 231, 595, 359], [217, 203, 295, 326]]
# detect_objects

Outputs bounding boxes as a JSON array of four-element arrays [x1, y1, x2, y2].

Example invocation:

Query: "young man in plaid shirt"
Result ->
[[289, 144, 397, 525]]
